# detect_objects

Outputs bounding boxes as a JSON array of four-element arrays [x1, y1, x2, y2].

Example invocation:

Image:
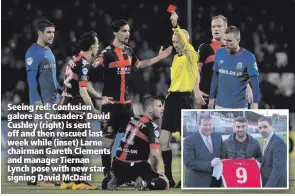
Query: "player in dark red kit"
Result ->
[[94, 19, 172, 189], [107, 96, 169, 191]]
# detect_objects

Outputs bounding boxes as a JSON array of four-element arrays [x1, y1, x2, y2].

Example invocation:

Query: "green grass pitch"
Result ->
[[1, 156, 295, 194]]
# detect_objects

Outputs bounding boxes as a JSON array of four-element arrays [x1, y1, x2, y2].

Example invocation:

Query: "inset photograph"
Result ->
[[181, 110, 289, 190]]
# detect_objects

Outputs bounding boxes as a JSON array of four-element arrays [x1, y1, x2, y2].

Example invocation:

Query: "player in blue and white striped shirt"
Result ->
[[209, 26, 259, 109]]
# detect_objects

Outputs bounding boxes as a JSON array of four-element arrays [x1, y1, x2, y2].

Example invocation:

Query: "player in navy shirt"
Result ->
[[209, 26, 259, 109], [25, 20, 62, 105]]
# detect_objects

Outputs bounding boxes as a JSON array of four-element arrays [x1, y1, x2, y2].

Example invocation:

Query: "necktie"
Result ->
[[206, 137, 213, 153], [263, 139, 267, 155]]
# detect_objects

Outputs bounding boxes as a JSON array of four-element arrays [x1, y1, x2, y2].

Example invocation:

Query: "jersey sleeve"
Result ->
[[247, 54, 259, 77], [172, 26, 199, 67], [148, 122, 160, 149], [198, 43, 210, 64], [25, 49, 42, 104]]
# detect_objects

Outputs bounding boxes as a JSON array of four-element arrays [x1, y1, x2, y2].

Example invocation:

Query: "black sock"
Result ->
[[101, 154, 112, 177], [162, 150, 173, 180]]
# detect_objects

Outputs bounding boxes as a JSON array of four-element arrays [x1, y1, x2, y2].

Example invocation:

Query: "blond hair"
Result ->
[[211, 15, 228, 26]]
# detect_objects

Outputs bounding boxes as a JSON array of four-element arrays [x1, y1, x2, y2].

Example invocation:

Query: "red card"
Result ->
[[167, 5, 176, 13]]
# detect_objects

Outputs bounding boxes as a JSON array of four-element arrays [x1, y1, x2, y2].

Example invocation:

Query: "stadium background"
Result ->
[[1, 0, 295, 193]]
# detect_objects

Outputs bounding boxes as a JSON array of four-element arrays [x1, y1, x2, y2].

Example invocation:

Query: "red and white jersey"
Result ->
[[213, 159, 262, 188]]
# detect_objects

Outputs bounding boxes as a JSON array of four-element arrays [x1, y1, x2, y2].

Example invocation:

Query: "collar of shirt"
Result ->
[[265, 131, 274, 145], [200, 131, 212, 143]]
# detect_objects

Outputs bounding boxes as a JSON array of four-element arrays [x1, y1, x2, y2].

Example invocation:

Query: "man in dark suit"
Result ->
[[222, 116, 262, 160], [258, 116, 287, 187], [183, 114, 223, 187]]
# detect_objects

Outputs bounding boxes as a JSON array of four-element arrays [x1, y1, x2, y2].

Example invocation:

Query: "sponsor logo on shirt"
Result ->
[[117, 67, 131, 75], [117, 147, 138, 154], [44, 64, 56, 69], [26, 57, 33, 66], [218, 68, 242, 76]]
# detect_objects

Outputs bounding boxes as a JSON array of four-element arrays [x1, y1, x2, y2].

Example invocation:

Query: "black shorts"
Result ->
[[162, 92, 193, 133], [111, 157, 159, 183], [102, 103, 134, 138]]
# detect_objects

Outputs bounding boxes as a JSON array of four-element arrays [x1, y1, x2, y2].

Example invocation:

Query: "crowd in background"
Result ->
[[2, 0, 294, 128]]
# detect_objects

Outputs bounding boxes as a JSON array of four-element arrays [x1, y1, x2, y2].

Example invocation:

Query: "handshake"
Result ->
[[211, 158, 221, 167]]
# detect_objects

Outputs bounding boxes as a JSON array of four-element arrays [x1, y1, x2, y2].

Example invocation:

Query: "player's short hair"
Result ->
[[258, 116, 273, 126], [37, 20, 55, 32], [142, 95, 159, 111], [198, 114, 213, 125], [211, 15, 228, 26], [225, 26, 240, 39], [78, 31, 98, 51], [112, 19, 128, 32], [235, 116, 248, 124]]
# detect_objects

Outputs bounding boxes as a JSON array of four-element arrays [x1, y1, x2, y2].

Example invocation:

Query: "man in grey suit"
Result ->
[[183, 114, 223, 188], [258, 116, 287, 187], [222, 116, 262, 160]]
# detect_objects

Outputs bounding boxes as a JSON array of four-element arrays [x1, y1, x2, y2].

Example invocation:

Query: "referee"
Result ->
[[159, 11, 207, 188]]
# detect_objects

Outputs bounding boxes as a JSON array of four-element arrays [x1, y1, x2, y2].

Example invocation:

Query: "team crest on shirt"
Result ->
[[236, 62, 243, 70], [26, 57, 33, 66], [82, 68, 88, 75]]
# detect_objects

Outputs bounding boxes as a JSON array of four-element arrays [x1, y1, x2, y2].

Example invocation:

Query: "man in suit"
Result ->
[[183, 114, 223, 187], [258, 116, 287, 187], [222, 116, 262, 160]]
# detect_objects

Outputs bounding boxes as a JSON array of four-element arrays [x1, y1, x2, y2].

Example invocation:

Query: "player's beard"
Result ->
[[237, 131, 246, 138]]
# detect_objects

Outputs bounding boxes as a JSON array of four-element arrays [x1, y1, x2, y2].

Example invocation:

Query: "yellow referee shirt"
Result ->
[[168, 26, 199, 92]]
